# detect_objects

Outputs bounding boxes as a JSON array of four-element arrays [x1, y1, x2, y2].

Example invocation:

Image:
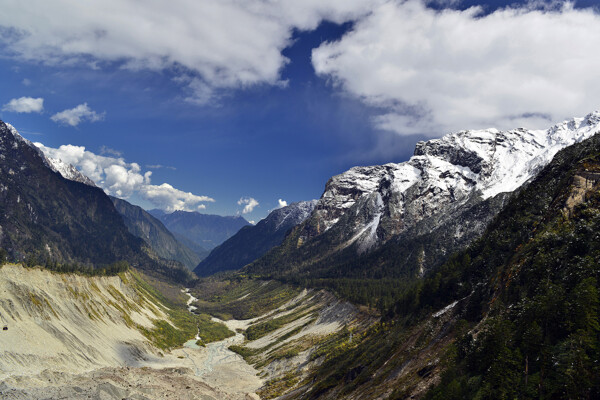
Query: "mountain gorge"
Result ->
[[195, 200, 317, 276], [1, 111, 599, 400], [265, 121, 600, 400]]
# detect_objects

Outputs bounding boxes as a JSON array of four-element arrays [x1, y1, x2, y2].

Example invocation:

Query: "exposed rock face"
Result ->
[[563, 171, 600, 216], [195, 201, 317, 276], [249, 112, 600, 278]]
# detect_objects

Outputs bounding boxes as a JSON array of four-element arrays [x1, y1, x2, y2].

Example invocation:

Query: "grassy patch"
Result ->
[[129, 272, 235, 350], [229, 344, 258, 362], [195, 313, 235, 345], [191, 278, 301, 320], [257, 372, 301, 399], [138, 307, 235, 351]]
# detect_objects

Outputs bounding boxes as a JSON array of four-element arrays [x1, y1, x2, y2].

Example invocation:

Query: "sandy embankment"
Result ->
[[0, 265, 262, 399]]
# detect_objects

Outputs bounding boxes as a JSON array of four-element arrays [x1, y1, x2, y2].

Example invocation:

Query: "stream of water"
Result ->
[[180, 288, 255, 380]]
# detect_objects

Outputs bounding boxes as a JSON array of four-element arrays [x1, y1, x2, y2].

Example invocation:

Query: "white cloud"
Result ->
[[238, 197, 259, 214], [146, 164, 177, 170], [34, 142, 214, 212], [50, 103, 105, 127], [22, 78, 32, 86], [140, 183, 210, 212], [99, 145, 122, 157], [277, 199, 288, 208], [312, 1, 600, 136], [2, 96, 44, 113], [0, 0, 381, 102]]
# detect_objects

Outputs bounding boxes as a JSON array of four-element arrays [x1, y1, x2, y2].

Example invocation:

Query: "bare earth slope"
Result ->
[[0, 265, 262, 399]]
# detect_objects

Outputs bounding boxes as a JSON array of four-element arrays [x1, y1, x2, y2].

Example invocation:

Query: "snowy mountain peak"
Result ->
[[4, 123, 95, 187], [271, 200, 318, 231], [310, 111, 600, 252], [41, 155, 97, 187]]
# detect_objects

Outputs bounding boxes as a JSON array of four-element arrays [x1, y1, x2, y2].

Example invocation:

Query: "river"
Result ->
[[176, 289, 263, 396]]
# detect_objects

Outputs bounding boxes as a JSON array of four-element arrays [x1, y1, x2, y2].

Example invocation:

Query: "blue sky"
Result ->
[[1, 0, 599, 221]]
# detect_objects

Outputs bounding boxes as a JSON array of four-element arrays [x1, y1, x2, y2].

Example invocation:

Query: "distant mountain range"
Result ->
[[0, 120, 192, 282], [149, 210, 249, 251], [195, 200, 317, 276], [110, 197, 203, 270]]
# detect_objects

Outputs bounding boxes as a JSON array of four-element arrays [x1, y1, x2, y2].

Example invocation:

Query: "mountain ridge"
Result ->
[[150, 209, 250, 250], [0, 120, 192, 282], [195, 200, 317, 276], [247, 111, 600, 282], [110, 196, 203, 270]]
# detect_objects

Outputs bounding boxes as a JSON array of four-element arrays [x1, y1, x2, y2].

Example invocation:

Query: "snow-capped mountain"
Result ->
[[270, 200, 318, 231], [248, 111, 600, 279], [312, 111, 600, 252], [195, 200, 317, 276]]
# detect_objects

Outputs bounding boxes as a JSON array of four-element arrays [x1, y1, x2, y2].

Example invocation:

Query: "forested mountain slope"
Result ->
[[0, 121, 192, 283], [111, 196, 202, 270]]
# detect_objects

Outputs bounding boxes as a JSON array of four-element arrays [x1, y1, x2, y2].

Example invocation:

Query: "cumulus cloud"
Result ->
[[238, 197, 259, 214], [34, 142, 214, 212], [50, 103, 105, 127], [0, 0, 381, 102], [277, 199, 288, 208], [140, 183, 209, 212], [2, 96, 44, 113], [312, 1, 600, 135]]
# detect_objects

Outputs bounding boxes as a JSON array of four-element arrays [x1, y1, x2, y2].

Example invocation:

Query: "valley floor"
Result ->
[[0, 265, 370, 399]]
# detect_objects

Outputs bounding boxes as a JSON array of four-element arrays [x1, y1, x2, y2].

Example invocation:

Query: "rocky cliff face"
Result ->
[[249, 112, 600, 279], [312, 112, 600, 250], [195, 200, 317, 276]]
